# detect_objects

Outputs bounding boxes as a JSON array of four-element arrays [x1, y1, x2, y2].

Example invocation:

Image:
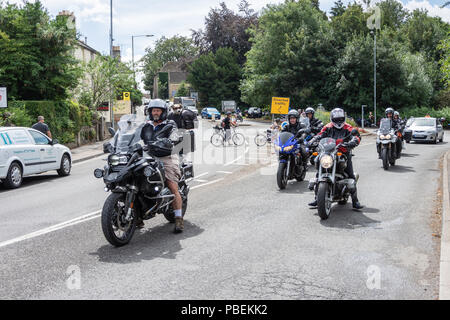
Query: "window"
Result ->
[[6, 130, 32, 145], [29, 130, 49, 145]]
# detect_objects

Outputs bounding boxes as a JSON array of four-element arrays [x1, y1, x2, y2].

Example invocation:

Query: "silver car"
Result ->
[[405, 117, 445, 144], [0, 127, 72, 189]]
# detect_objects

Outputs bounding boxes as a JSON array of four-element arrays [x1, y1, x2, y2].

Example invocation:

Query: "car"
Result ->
[[0, 127, 72, 189], [201, 107, 221, 120], [404, 117, 445, 144], [247, 107, 262, 118], [186, 105, 199, 116]]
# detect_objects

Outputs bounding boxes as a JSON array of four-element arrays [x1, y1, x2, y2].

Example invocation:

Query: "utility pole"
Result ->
[[131, 34, 154, 114], [109, 0, 114, 128], [374, 30, 377, 127]]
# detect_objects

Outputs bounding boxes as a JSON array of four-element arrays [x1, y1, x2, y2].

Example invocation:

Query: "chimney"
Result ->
[[112, 46, 121, 61], [58, 10, 76, 31], [85, 37, 87, 44]]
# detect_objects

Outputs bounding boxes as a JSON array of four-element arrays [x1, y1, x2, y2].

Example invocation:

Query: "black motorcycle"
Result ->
[[308, 136, 358, 220], [94, 115, 193, 247]]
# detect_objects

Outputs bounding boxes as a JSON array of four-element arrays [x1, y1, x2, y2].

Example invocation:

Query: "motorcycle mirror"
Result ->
[[108, 127, 116, 136]]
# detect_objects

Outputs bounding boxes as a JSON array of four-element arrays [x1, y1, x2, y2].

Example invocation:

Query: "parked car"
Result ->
[[201, 107, 221, 120], [403, 117, 444, 144], [0, 127, 72, 189], [247, 107, 262, 118]]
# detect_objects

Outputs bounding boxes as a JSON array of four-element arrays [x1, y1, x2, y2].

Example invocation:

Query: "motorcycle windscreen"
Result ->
[[319, 138, 337, 153], [114, 114, 145, 152], [277, 131, 295, 147], [299, 116, 310, 129], [379, 118, 392, 135]]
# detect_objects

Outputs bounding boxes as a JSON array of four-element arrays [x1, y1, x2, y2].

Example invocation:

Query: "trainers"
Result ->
[[174, 217, 184, 233]]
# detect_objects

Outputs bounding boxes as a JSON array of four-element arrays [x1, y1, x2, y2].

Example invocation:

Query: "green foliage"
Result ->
[[5, 100, 93, 144], [188, 47, 241, 109], [241, 0, 337, 108], [0, 105, 32, 127], [315, 110, 357, 128], [176, 81, 190, 97], [74, 55, 142, 110], [398, 106, 450, 120], [438, 32, 450, 87], [142, 35, 198, 92], [0, 1, 81, 100]]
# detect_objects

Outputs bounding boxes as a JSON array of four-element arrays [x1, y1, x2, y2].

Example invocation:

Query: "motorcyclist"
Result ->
[[307, 108, 364, 210], [167, 103, 183, 129], [376, 108, 401, 159], [181, 105, 198, 130], [140, 99, 185, 233], [282, 110, 309, 170], [304, 107, 324, 134]]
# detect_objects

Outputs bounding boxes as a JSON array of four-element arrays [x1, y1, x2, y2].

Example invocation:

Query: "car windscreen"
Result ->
[[207, 108, 219, 113], [413, 119, 435, 127]]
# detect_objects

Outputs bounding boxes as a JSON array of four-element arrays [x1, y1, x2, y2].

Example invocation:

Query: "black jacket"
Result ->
[[309, 117, 324, 134], [181, 109, 197, 130], [282, 122, 305, 136], [140, 120, 178, 145], [167, 112, 183, 129]]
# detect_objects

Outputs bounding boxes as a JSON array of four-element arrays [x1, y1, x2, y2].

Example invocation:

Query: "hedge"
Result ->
[[0, 100, 93, 144]]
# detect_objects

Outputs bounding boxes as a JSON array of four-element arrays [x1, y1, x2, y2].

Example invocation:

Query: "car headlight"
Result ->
[[283, 145, 294, 152], [320, 155, 333, 169], [109, 155, 120, 166]]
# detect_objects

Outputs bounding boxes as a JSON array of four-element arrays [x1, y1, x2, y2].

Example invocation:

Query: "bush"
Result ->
[[315, 110, 358, 128], [0, 105, 33, 127], [6, 100, 94, 144]]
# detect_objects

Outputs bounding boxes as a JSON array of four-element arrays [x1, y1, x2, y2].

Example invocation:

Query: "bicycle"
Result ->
[[255, 129, 279, 147], [211, 125, 245, 147]]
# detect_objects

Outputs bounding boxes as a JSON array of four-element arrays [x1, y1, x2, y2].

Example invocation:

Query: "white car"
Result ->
[[0, 127, 72, 189]]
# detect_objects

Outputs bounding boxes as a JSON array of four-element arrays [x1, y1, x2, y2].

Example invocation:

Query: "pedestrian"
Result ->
[[32, 116, 52, 138]]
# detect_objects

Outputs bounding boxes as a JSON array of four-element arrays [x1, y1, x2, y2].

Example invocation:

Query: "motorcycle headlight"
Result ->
[[109, 155, 120, 166], [118, 156, 128, 164], [320, 155, 333, 169], [380, 135, 386, 140], [144, 166, 154, 177], [283, 145, 294, 152], [386, 134, 392, 140]]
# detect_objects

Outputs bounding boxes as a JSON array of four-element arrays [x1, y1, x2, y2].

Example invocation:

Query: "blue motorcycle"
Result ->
[[276, 118, 310, 189]]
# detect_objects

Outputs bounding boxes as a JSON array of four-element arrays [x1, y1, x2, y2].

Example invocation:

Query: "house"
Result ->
[[152, 58, 195, 99]]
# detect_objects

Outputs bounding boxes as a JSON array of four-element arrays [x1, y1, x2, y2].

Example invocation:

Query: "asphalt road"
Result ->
[[0, 122, 448, 300]]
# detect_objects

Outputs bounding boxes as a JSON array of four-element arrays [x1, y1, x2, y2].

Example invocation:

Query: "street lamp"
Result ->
[[132, 34, 154, 87], [371, 29, 377, 127]]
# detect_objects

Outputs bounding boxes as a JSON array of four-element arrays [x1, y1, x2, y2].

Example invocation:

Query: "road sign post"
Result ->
[[0, 87, 7, 109], [362, 105, 367, 130]]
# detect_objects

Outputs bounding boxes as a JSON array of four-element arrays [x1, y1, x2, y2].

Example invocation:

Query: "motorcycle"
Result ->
[[308, 136, 359, 220], [94, 115, 193, 247], [275, 117, 310, 189], [236, 112, 244, 123], [377, 118, 399, 170]]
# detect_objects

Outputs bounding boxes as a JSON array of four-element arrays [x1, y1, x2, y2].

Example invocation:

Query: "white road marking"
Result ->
[[216, 171, 232, 174], [194, 172, 209, 179], [194, 179, 208, 183], [191, 178, 224, 190], [0, 210, 101, 249]]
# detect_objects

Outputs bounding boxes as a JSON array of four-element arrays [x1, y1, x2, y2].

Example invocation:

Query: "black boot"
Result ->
[[351, 192, 364, 210], [308, 199, 318, 207]]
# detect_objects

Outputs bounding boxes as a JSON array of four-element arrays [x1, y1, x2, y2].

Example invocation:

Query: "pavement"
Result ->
[[0, 119, 449, 300], [70, 141, 107, 164], [440, 150, 450, 299]]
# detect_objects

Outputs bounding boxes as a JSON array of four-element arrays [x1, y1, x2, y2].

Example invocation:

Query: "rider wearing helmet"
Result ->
[[376, 107, 402, 159], [308, 108, 364, 210], [141, 99, 184, 233], [305, 107, 324, 134], [282, 109, 309, 170]]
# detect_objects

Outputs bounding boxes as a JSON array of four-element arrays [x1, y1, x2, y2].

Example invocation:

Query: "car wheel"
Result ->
[[4, 162, 23, 189], [57, 154, 71, 176]]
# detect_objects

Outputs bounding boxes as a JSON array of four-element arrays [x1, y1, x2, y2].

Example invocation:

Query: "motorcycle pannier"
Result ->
[[181, 162, 194, 180]]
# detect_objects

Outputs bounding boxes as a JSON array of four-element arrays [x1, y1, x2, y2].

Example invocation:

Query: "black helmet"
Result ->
[[385, 108, 394, 117], [147, 99, 168, 121], [305, 107, 315, 116], [330, 108, 346, 129], [287, 109, 299, 121]]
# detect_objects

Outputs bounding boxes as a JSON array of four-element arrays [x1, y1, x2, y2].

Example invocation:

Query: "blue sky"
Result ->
[[4, 0, 450, 90]]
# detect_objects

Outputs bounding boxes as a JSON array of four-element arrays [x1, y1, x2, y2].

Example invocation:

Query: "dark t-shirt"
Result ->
[[32, 122, 49, 135], [222, 117, 231, 130]]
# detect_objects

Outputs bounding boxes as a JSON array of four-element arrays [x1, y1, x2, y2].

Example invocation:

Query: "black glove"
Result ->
[[347, 140, 358, 149]]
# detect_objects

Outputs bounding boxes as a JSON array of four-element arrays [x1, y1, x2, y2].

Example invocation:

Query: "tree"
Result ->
[[141, 35, 198, 92], [75, 55, 142, 110], [241, 0, 338, 108], [176, 81, 190, 97], [379, 0, 409, 30], [330, 0, 346, 17], [0, 1, 81, 100], [188, 48, 241, 108], [191, 0, 258, 65]]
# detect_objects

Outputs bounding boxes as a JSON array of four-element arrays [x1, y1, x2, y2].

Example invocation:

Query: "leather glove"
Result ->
[[347, 140, 357, 149]]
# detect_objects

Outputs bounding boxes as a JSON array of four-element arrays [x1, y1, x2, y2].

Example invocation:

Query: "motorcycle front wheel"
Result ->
[[317, 182, 332, 220], [277, 162, 288, 190], [381, 148, 389, 170], [101, 193, 137, 247]]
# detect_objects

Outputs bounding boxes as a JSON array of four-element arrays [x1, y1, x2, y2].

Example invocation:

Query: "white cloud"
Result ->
[[403, 0, 450, 22]]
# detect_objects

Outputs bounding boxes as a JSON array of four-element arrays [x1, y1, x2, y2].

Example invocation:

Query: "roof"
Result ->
[[76, 39, 100, 55]]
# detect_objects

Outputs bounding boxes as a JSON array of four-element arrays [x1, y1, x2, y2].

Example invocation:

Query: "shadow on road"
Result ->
[[318, 206, 381, 230], [401, 153, 419, 158], [386, 165, 416, 173], [278, 181, 310, 194], [0, 174, 65, 193], [90, 220, 204, 264]]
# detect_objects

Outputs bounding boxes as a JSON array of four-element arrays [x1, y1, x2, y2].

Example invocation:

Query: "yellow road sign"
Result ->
[[271, 97, 290, 115], [123, 92, 131, 101]]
